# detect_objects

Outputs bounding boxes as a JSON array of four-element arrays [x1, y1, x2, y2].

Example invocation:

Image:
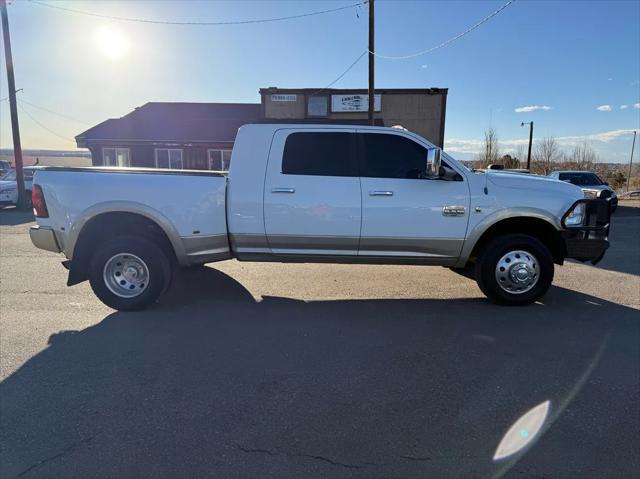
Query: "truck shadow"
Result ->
[[586, 204, 640, 276], [0, 207, 34, 226], [1, 267, 639, 478]]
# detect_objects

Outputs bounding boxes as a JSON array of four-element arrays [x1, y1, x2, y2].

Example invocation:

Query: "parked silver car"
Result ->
[[0, 167, 35, 209], [549, 171, 618, 211]]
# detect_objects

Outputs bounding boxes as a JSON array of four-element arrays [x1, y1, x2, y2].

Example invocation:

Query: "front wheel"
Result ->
[[475, 234, 554, 305], [89, 236, 172, 311]]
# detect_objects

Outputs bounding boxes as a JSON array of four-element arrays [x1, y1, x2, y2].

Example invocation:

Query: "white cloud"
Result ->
[[445, 129, 640, 158], [555, 129, 639, 145], [596, 104, 612, 112], [607, 77, 613, 81], [620, 105, 629, 110], [634, 103, 640, 109], [514, 105, 552, 113], [420, 64, 428, 69]]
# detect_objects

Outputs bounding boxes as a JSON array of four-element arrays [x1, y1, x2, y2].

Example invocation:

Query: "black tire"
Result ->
[[475, 234, 554, 305], [88, 236, 172, 311]]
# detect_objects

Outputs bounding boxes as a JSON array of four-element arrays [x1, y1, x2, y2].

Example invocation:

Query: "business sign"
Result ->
[[271, 94, 297, 102], [331, 94, 381, 112]]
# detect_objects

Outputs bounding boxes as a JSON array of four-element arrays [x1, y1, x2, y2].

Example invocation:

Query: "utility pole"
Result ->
[[627, 130, 636, 192], [1, 0, 25, 208], [367, 0, 374, 126], [521, 121, 534, 170]]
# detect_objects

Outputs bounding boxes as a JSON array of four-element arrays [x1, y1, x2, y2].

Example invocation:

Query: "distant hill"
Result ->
[[0, 149, 91, 167], [0, 149, 90, 158]]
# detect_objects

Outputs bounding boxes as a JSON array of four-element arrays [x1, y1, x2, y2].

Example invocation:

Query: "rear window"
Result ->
[[282, 132, 357, 177]]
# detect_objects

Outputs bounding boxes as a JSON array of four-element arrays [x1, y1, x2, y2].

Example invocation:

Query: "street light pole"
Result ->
[[627, 130, 636, 192], [0, 0, 26, 208], [367, 0, 374, 126], [521, 121, 534, 170]]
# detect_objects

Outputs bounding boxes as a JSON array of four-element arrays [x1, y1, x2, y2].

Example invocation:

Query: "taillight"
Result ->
[[32, 185, 49, 218]]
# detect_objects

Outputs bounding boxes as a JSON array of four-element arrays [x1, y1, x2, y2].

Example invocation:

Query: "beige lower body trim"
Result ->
[[359, 236, 464, 258], [230, 233, 463, 265], [181, 234, 231, 264]]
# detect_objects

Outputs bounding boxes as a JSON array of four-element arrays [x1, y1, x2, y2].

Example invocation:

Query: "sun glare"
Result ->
[[94, 26, 130, 61]]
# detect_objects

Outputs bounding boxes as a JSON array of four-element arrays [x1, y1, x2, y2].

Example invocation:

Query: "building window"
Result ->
[[307, 95, 328, 117], [282, 132, 357, 177], [155, 148, 183, 169], [103, 148, 130, 167], [208, 149, 232, 171]]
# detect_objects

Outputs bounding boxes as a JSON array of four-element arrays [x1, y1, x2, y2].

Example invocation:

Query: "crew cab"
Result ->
[[29, 124, 611, 310]]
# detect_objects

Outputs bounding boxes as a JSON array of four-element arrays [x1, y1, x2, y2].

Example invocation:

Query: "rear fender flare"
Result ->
[[66, 201, 189, 267]]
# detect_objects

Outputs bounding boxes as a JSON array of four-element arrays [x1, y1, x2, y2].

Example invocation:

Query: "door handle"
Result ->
[[369, 190, 394, 196], [271, 188, 295, 194]]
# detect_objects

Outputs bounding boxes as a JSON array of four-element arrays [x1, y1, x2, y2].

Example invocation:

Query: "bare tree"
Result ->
[[532, 136, 561, 175], [475, 128, 500, 167], [570, 141, 598, 170], [515, 144, 527, 166], [500, 154, 520, 169]]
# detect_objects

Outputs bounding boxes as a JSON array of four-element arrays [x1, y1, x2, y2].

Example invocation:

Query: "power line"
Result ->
[[309, 50, 367, 96], [18, 98, 91, 125], [28, 0, 367, 26], [18, 103, 76, 144], [371, 0, 516, 60]]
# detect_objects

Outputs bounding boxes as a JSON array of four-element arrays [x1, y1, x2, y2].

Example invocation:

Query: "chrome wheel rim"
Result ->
[[495, 250, 539, 295], [103, 253, 149, 298]]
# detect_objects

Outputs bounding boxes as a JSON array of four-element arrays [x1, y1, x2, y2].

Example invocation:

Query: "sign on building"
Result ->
[[331, 94, 381, 112], [271, 94, 297, 102]]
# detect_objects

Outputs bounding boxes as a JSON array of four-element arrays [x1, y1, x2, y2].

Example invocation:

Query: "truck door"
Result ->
[[263, 129, 361, 257], [357, 130, 469, 261]]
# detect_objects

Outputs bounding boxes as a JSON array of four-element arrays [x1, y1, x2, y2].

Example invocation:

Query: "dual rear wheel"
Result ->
[[89, 236, 172, 311]]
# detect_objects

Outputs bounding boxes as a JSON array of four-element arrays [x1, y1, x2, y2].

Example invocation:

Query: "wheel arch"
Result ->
[[458, 211, 566, 268], [67, 204, 187, 285]]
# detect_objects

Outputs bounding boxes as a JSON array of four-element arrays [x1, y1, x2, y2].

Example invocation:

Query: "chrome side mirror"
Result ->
[[426, 148, 442, 178]]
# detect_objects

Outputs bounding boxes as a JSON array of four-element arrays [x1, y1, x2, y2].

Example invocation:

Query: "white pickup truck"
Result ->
[[29, 124, 611, 310]]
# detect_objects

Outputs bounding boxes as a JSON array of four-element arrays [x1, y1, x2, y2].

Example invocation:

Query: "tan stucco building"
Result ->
[[260, 87, 448, 147]]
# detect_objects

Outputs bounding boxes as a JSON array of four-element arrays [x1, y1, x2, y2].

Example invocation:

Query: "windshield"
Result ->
[[558, 172, 603, 186]]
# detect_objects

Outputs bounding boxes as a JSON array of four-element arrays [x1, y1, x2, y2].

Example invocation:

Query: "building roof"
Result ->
[[76, 102, 262, 147], [259, 87, 448, 95]]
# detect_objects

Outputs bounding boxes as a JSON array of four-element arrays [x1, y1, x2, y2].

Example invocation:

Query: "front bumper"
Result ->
[[561, 199, 610, 264], [29, 225, 62, 253]]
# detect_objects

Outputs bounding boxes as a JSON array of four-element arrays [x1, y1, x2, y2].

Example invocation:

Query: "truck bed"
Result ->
[[32, 166, 230, 266]]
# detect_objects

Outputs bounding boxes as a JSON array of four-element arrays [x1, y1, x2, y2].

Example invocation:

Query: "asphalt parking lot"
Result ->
[[1, 205, 639, 479]]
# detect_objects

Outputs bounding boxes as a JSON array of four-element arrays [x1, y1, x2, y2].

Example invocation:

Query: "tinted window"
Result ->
[[282, 132, 356, 177], [360, 133, 427, 179], [558, 172, 602, 186]]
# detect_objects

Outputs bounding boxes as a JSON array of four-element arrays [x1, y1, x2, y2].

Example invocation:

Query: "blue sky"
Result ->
[[1, 0, 639, 162]]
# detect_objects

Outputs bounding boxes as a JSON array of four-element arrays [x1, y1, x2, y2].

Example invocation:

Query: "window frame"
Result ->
[[306, 95, 329, 118], [102, 147, 130, 167], [154, 148, 183, 169], [207, 149, 232, 171], [281, 131, 359, 178]]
